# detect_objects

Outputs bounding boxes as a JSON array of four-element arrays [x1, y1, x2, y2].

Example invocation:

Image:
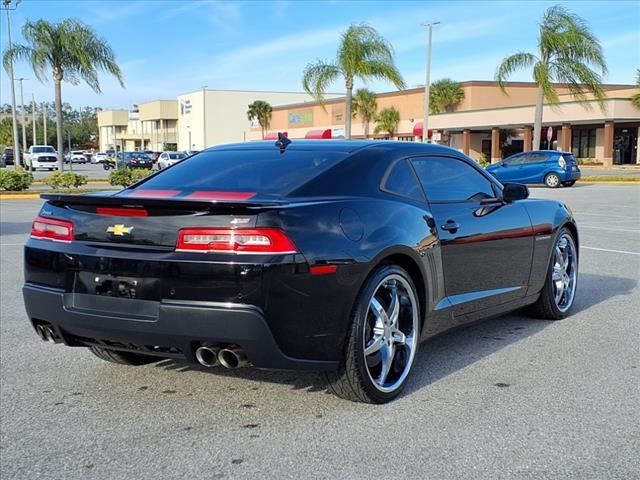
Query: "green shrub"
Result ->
[[576, 157, 599, 165], [0, 168, 33, 191], [476, 153, 490, 167], [108, 168, 154, 188], [130, 168, 154, 184], [43, 171, 88, 190]]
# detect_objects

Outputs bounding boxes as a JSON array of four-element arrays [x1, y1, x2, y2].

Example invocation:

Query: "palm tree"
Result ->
[[374, 107, 400, 139], [429, 78, 465, 114], [302, 24, 405, 139], [632, 69, 640, 108], [3, 19, 124, 170], [247, 100, 273, 139], [351, 88, 377, 138], [495, 5, 607, 150]]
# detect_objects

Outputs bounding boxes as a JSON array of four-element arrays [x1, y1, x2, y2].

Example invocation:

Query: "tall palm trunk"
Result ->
[[533, 86, 544, 150], [53, 67, 64, 171], [344, 76, 353, 139], [364, 120, 369, 139]]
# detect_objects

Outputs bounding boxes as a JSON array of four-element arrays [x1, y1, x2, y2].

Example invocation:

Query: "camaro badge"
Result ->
[[107, 224, 134, 236]]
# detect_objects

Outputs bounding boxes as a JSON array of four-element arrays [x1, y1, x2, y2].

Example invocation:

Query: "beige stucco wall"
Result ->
[[139, 100, 178, 121], [177, 90, 340, 150], [97, 110, 128, 127], [595, 128, 605, 160]]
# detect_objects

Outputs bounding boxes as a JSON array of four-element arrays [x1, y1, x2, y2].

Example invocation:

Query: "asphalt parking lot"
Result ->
[[1, 184, 638, 479]]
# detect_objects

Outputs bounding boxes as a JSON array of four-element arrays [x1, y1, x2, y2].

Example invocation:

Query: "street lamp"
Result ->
[[31, 92, 37, 145], [15, 77, 28, 154], [421, 21, 440, 143], [2, 0, 22, 168], [201, 85, 208, 149]]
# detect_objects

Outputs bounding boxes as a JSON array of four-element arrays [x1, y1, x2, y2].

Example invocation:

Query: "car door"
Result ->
[[410, 155, 534, 316], [518, 152, 547, 183], [496, 153, 528, 182]]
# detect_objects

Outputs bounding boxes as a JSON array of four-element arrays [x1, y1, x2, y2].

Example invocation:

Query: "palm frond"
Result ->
[[495, 52, 538, 92], [301, 60, 341, 103]]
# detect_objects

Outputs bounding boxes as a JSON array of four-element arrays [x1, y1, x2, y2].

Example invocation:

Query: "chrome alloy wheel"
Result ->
[[363, 274, 419, 393], [552, 232, 578, 312]]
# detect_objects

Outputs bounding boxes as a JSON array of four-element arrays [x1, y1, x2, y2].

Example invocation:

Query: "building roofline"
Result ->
[[177, 88, 341, 97], [138, 99, 177, 105], [270, 80, 636, 110]]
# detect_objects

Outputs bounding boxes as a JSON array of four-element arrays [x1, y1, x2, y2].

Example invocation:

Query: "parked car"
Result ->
[[23, 141, 579, 403], [485, 150, 581, 188], [25, 145, 58, 171], [65, 150, 88, 164], [157, 151, 188, 169], [92, 152, 109, 164], [118, 151, 154, 169], [2, 147, 14, 166]]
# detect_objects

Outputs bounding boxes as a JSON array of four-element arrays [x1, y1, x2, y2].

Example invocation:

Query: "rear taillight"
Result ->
[[31, 216, 74, 243], [176, 228, 297, 254], [558, 156, 567, 169]]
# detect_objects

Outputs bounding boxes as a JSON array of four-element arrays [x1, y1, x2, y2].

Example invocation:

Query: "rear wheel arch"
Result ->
[[366, 249, 428, 331]]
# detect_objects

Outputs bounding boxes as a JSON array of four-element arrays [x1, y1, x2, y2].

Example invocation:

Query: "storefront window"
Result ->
[[572, 129, 596, 158]]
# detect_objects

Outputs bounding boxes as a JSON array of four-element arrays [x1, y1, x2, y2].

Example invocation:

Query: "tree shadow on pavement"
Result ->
[[154, 272, 636, 399]]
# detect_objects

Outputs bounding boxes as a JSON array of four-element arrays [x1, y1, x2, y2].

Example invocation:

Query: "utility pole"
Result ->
[[15, 77, 27, 153], [421, 21, 440, 143], [2, 0, 22, 168], [31, 92, 37, 145]]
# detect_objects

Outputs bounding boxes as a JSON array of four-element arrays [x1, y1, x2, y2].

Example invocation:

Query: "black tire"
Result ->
[[89, 346, 158, 366], [324, 264, 421, 403], [562, 180, 576, 187], [527, 227, 578, 320], [545, 173, 561, 188]]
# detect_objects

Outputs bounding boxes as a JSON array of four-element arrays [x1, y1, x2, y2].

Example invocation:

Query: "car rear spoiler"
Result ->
[[40, 193, 287, 210]]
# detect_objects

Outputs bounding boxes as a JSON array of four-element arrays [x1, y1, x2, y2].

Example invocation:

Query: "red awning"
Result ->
[[305, 129, 332, 139], [264, 132, 287, 140], [412, 123, 432, 138]]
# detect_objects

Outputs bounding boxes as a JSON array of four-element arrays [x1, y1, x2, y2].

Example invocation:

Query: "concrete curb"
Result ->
[[31, 180, 110, 185], [579, 181, 639, 185]]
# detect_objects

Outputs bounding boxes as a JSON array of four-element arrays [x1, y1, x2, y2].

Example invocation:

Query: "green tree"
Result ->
[[247, 100, 273, 139], [632, 69, 640, 108], [0, 117, 13, 147], [351, 88, 378, 138], [3, 19, 124, 170], [302, 24, 405, 139], [429, 78, 465, 113], [495, 5, 607, 150], [374, 106, 400, 139]]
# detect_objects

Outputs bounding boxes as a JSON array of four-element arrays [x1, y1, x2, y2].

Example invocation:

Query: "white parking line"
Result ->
[[582, 246, 640, 256], [579, 225, 640, 233]]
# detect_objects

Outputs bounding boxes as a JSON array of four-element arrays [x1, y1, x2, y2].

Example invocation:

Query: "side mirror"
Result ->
[[502, 183, 529, 202]]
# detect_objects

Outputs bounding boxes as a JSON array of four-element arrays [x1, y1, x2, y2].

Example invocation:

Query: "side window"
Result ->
[[382, 159, 425, 201], [525, 153, 546, 163], [504, 154, 525, 165], [411, 156, 496, 202]]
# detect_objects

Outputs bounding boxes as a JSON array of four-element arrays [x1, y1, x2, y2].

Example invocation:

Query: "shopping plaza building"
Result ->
[[253, 81, 639, 166], [99, 81, 639, 165]]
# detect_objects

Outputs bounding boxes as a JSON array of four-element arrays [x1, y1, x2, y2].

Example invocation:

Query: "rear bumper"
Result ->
[[23, 282, 338, 371], [563, 170, 581, 181]]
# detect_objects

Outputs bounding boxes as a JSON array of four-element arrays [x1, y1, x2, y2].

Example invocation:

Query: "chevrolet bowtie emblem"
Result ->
[[107, 224, 134, 236]]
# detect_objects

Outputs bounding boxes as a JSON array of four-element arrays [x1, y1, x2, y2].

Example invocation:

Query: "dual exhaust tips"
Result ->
[[195, 345, 249, 369], [35, 324, 58, 343]]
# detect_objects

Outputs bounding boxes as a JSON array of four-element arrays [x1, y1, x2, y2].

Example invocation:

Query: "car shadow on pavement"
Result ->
[[153, 272, 636, 399]]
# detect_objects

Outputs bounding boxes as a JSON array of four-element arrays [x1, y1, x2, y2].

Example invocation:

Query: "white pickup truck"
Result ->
[[25, 145, 59, 171]]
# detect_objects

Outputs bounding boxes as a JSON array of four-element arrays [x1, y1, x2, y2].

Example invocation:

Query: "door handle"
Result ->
[[441, 220, 460, 232]]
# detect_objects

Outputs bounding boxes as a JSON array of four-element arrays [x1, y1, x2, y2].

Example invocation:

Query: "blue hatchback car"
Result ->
[[486, 150, 581, 188]]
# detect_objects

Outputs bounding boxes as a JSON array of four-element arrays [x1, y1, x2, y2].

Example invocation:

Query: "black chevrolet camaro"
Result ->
[[23, 140, 579, 403]]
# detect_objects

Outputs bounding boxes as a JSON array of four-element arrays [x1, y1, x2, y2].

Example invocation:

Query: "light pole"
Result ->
[[43, 103, 47, 144], [15, 77, 27, 153], [421, 21, 440, 143], [31, 92, 37, 145], [2, 0, 22, 168]]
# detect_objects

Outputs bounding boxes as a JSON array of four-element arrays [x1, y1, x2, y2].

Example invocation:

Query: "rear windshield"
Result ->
[[135, 149, 347, 196], [168, 153, 186, 160], [562, 153, 576, 163]]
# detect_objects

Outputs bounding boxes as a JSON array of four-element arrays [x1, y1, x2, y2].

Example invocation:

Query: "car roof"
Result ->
[[208, 139, 461, 156]]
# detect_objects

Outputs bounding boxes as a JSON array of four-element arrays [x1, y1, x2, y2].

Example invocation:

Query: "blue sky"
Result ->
[[1, 0, 638, 108]]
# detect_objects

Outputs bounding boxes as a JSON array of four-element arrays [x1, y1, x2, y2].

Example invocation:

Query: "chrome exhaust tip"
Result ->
[[36, 324, 56, 343], [195, 345, 220, 367], [218, 347, 249, 369]]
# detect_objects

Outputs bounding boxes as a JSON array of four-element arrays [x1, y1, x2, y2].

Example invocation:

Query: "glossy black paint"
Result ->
[[23, 141, 578, 370]]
